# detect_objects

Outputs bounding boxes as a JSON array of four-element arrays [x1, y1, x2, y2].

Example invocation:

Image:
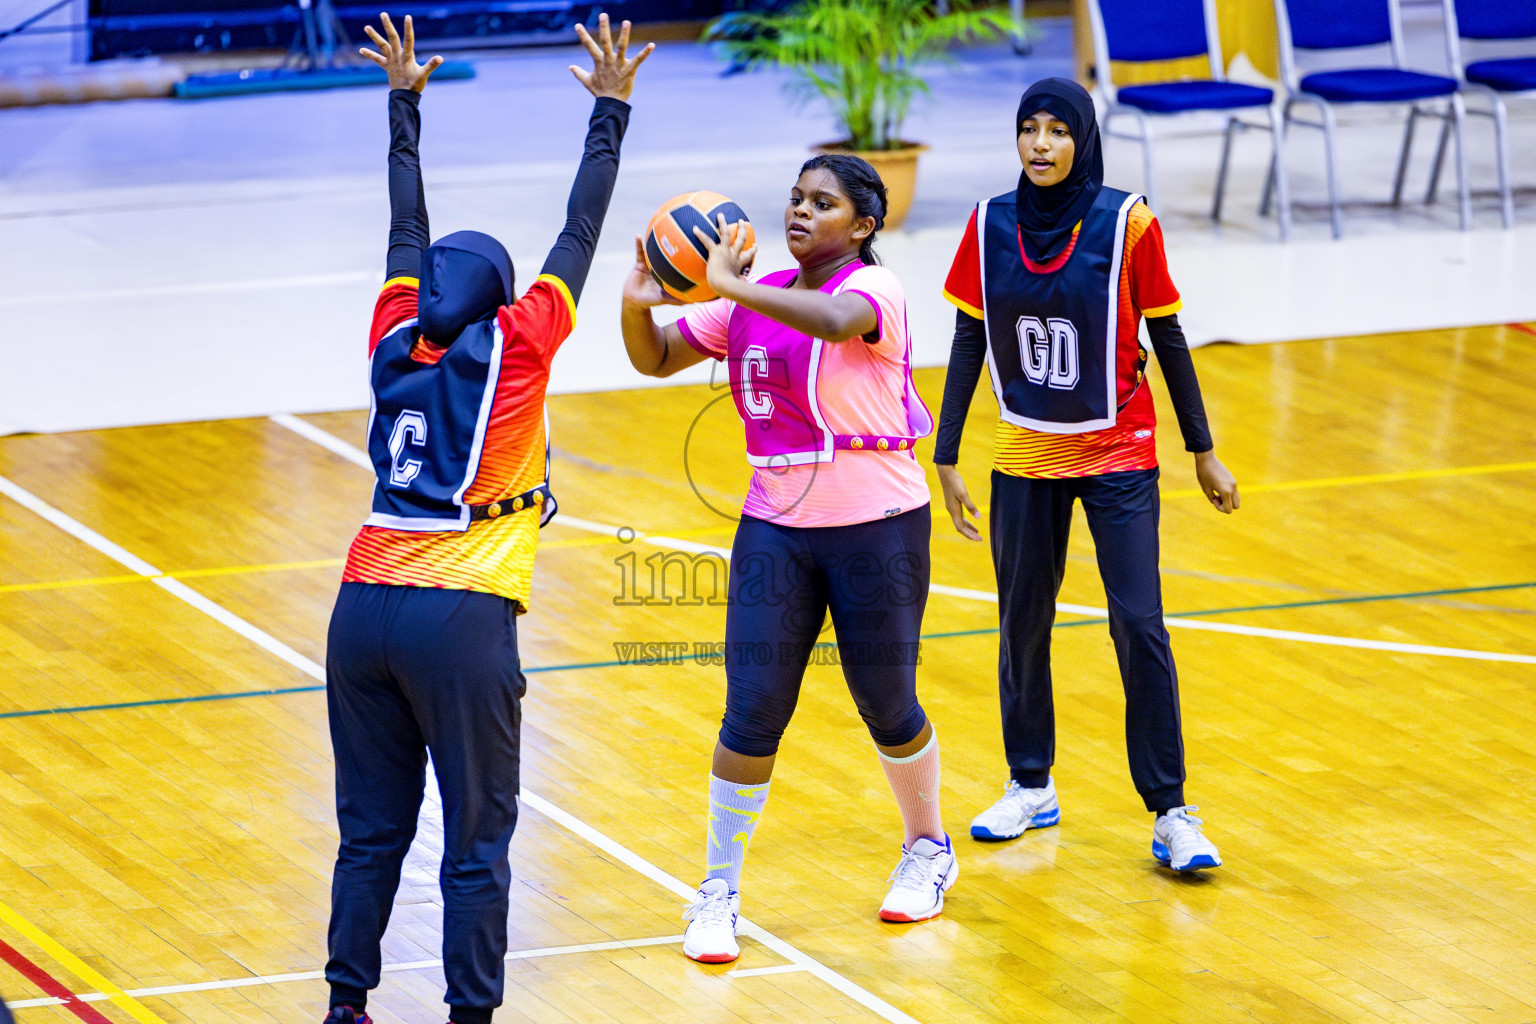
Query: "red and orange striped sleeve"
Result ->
[[369, 277, 420, 354], [1125, 205, 1181, 319]]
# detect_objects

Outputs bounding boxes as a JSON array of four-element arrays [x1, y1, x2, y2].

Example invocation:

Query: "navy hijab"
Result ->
[[417, 230, 514, 344], [1015, 78, 1104, 263]]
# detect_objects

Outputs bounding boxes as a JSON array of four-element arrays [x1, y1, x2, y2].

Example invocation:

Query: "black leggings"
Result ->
[[717, 506, 932, 757]]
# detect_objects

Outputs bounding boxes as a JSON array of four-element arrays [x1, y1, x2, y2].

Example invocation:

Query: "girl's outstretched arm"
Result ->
[[540, 15, 654, 303], [383, 90, 429, 281], [360, 14, 443, 281]]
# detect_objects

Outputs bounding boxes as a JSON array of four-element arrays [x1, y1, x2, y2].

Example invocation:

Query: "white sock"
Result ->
[[703, 774, 770, 892], [878, 730, 944, 847]]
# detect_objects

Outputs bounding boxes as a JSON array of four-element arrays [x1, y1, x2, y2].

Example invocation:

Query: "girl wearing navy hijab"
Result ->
[[934, 78, 1240, 872], [320, 14, 650, 1024]]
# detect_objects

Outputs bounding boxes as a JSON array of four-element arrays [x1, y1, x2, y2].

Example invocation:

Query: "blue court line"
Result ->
[[1, 580, 1531, 722], [0, 684, 324, 720]]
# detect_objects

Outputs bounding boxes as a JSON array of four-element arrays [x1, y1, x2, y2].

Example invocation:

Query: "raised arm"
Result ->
[[540, 15, 654, 303], [384, 90, 428, 280], [360, 14, 444, 280]]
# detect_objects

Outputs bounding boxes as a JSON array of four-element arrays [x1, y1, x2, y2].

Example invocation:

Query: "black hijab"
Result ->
[[1015, 78, 1104, 263], [417, 230, 514, 344]]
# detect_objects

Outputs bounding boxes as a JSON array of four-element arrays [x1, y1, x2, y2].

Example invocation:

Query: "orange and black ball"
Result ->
[[644, 191, 755, 303]]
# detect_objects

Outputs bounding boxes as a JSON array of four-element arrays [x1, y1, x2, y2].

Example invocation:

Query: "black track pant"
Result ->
[[990, 468, 1186, 812], [324, 582, 524, 1024]]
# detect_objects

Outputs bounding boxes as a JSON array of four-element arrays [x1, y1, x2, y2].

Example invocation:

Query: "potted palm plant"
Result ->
[[706, 0, 1017, 229]]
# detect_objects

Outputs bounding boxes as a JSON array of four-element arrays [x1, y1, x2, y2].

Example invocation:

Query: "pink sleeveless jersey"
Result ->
[[678, 262, 933, 528]]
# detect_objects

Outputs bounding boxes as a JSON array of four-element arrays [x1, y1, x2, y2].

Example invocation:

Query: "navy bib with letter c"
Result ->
[[366, 318, 502, 532]]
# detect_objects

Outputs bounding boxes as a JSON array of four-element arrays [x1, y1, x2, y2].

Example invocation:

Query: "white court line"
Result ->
[[268, 415, 1536, 667], [0, 471, 922, 1024], [728, 964, 812, 979], [270, 412, 372, 469], [928, 583, 1536, 664], [1158, 615, 1536, 663], [0, 271, 381, 309], [4, 936, 687, 1010], [520, 792, 914, 1021]]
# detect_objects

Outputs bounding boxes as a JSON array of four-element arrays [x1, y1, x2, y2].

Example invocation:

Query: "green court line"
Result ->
[[1155, 580, 1536, 619], [2, 580, 1531, 722], [0, 684, 325, 720]]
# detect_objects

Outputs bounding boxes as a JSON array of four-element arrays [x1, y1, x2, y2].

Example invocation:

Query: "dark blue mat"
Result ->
[[174, 60, 474, 99]]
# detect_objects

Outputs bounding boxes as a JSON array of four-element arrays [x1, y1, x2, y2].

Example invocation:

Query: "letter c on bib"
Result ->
[[387, 410, 428, 487], [741, 345, 775, 420]]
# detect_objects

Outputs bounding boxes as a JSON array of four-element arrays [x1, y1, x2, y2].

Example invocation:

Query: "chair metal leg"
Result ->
[[1009, 0, 1030, 54], [1492, 94, 1513, 229], [1132, 110, 1157, 214], [1212, 117, 1238, 222], [1267, 102, 1292, 242], [1260, 98, 1293, 218], [1318, 100, 1344, 239], [1451, 92, 1472, 230], [1427, 106, 1451, 204], [1391, 105, 1420, 207]]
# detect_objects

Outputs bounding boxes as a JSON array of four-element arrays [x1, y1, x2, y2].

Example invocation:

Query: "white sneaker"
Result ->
[[682, 878, 741, 963], [969, 778, 1061, 841], [879, 836, 958, 923], [1152, 806, 1222, 871]]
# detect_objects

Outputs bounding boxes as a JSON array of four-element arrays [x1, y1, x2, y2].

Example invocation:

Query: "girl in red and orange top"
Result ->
[[934, 78, 1240, 873], [321, 16, 650, 1024]]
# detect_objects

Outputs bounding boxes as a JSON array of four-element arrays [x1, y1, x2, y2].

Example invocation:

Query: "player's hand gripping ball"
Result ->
[[644, 191, 754, 303]]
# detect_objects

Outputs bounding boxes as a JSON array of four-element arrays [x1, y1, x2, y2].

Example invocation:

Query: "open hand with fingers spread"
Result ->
[[360, 13, 444, 93], [570, 13, 655, 102], [693, 214, 757, 301]]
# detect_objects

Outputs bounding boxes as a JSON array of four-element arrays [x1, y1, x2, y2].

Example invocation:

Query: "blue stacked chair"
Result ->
[[1088, 0, 1292, 239], [1432, 0, 1536, 227], [1270, 0, 1471, 237]]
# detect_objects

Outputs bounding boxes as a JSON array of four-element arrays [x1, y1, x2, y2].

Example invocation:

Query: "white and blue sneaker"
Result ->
[[969, 778, 1061, 841], [1152, 806, 1222, 871], [879, 835, 958, 922], [682, 877, 741, 963]]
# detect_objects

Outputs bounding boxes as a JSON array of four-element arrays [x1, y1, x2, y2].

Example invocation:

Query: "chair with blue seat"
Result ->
[[1429, 0, 1536, 228], [1086, 0, 1292, 240], [1269, 0, 1471, 238]]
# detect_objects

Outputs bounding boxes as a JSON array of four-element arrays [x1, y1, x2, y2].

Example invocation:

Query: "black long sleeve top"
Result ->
[[932, 308, 1213, 465], [385, 89, 430, 283], [384, 89, 631, 303]]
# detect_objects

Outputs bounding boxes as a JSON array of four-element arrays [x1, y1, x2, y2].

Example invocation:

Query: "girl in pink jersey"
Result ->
[[620, 155, 952, 963]]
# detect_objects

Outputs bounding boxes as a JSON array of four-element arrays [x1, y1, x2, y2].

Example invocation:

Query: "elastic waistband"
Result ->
[[834, 433, 920, 453]]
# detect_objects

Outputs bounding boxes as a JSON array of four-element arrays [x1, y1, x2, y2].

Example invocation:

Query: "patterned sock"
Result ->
[[704, 774, 770, 892], [879, 730, 944, 846]]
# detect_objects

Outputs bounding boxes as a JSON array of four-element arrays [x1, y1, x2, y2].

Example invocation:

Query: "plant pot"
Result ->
[[811, 141, 929, 231]]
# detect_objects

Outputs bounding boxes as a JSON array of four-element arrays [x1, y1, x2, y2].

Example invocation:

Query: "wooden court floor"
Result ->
[[1, 323, 1534, 1024]]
